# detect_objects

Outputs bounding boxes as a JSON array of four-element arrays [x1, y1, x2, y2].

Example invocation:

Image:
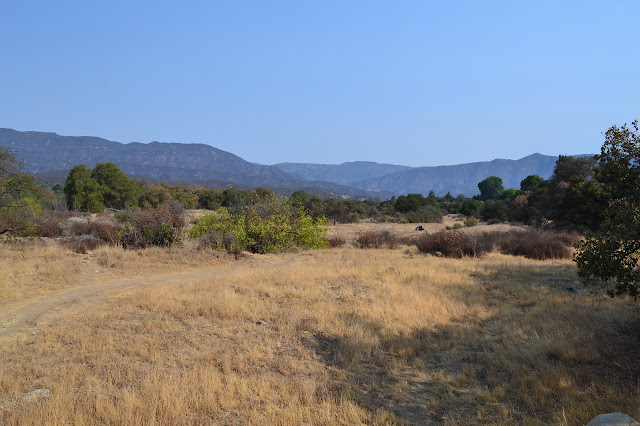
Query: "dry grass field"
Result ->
[[1, 233, 639, 424], [326, 215, 522, 243]]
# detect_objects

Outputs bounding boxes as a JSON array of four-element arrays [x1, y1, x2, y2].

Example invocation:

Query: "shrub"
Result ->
[[355, 231, 398, 249], [35, 216, 64, 238], [415, 228, 574, 260], [416, 230, 466, 258], [70, 221, 91, 236], [402, 205, 445, 223], [416, 230, 497, 258], [190, 200, 329, 254], [497, 229, 572, 260], [556, 230, 582, 247], [464, 216, 479, 227], [92, 221, 123, 244], [325, 236, 346, 248], [62, 235, 104, 253], [121, 202, 187, 249], [452, 222, 463, 229]]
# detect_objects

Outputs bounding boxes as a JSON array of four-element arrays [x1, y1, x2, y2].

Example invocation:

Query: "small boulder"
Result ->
[[587, 413, 640, 426], [255, 320, 268, 326], [387, 267, 400, 275], [23, 388, 51, 404]]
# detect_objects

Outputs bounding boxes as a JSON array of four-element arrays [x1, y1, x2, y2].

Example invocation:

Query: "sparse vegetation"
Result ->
[[1, 244, 638, 424]]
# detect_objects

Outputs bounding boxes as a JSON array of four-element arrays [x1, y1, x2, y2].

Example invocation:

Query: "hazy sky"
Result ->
[[1, 1, 638, 167]]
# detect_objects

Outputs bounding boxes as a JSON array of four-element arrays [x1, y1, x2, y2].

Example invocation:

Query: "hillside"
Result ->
[[2, 128, 584, 198], [0, 128, 376, 199], [350, 153, 560, 196], [274, 161, 413, 186]]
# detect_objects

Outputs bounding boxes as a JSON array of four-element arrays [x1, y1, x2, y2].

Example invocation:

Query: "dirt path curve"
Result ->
[[0, 254, 300, 341]]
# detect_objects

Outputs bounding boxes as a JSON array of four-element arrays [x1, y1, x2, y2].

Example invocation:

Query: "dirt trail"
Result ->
[[0, 254, 300, 341]]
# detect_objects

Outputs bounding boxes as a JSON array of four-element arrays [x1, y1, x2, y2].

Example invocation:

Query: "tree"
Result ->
[[549, 155, 596, 186], [0, 147, 43, 234], [520, 175, 545, 192], [576, 121, 640, 297], [64, 165, 105, 212], [477, 176, 504, 200], [92, 162, 141, 210], [395, 193, 432, 213]]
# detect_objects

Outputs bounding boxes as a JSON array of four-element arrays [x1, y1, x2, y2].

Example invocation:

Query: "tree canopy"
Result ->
[[477, 176, 504, 200], [576, 120, 640, 297]]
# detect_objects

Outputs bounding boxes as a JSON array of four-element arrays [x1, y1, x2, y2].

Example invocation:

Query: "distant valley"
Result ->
[[0, 128, 584, 198]]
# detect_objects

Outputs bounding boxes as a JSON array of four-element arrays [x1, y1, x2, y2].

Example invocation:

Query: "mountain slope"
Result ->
[[0, 128, 377, 198], [274, 161, 413, 186], [351, 154, 560, 196]]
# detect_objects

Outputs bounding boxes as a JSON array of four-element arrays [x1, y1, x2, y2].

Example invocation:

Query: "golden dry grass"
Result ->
[[0, 239, 83, 304], [1, 243, 639, 424], [327, 215, 523, 244], [0, 239, 235, 308]]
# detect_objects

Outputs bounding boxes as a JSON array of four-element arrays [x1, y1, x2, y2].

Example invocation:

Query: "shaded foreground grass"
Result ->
[[1, 246, 639, 424]]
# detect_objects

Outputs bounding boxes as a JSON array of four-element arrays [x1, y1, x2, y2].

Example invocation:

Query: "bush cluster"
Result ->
[[416, 229, 575, 260], [498, 229, 572, 260], [355, 231, 398, 249], [325, 236, 346, 248], [121, 202, 187, 249], [190, 200, 328, 254]]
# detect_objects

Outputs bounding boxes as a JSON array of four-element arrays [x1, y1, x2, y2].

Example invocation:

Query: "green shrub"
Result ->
[[452, 222, 463, 229], [190, 200, 329, 254], [464, 216, 479, 227]]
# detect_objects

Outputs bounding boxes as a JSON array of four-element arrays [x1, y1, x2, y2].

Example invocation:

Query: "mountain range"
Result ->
[[0, 128, 576, 198]]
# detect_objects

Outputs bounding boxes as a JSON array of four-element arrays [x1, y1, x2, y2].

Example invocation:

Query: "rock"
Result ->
[[23, 388, 51, 404], [564, 284, 589, 294], [434, 251, 443, 257], [587, 413, 640, 426], [255, 320, 268, 326], [387, 267, 400, 275]]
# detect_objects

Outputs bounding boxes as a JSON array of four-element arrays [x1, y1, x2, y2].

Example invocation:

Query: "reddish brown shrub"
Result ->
[[35, 218, 63, 238], [355, 231, 398, 249], [497, 229, 572, 260], [70, 221, 92, 236], [416, 230, 497, 258], [416, 230, 465, 258], [121, 202, 187, 249], [325, 236, 346, 248], [62, 236, 104, 253]]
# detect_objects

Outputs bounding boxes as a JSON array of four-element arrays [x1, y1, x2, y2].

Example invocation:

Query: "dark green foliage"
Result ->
[[477, 176, 504, 200], [402, 205, 444, 223], [324, 199, 359, 224], [395, 193, 433, 213], [460, 199, 484, 218], [549, 155, 596, 186], [520, 175, 545, 192], [92, 162, 142, 210], [481, 199, 508, 223], [576, 121, 640, 297], [64, 165, 105, 212]]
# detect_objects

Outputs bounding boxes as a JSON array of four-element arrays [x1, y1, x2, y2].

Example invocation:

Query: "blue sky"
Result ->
[[1, 1, 638, 167]]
